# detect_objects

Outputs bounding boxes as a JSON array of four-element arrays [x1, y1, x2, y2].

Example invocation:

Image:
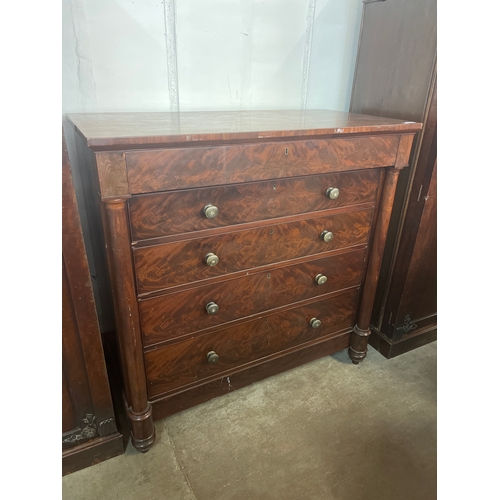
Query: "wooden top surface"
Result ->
[[67, 109, 422, 149]]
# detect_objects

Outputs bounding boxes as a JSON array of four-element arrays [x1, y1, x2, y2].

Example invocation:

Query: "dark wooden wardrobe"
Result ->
[[350, 0, 437, 357], [62, 124, 124, 475]]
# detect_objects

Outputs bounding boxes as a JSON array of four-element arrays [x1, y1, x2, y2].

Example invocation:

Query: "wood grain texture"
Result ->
[[67, 109, 422, 451], [128, 170, 380, 241], [351, 0, 436, 358], [62, 123, 122, 469], [366, 66, 437, 338], [125, 135, 400, 193], [140, 250, 365, 347], [66, 109, 422, 150], [356, 170, 401, 330], [62, 258, 94, 433], [62, 366, 77, 433], [151, 330, 351, 421], [369, 324, 437, 359], [380, 82, 437, 339], [134, 209, 373, 295], [62, 434, 124, 477], [369, 74, 437, 358], [101, 200, 155, 452], [72, 128, 116, 334], [349, 169, 401, 364], [101, 201, 147, 409], [395, 134, 414, 168], [95, 152, 129, 199], [395, 161, 436, 333], [145, 290, 358, 398], [63, 137, 117, 427], [350, 0, 436, 122]]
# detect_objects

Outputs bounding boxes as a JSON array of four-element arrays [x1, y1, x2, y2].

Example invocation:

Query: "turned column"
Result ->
[[349, 168, 401, 364], [101, 198, 156, 452]]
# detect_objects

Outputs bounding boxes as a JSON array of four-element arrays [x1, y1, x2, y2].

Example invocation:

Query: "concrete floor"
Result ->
[[63, 342, 437, 500]]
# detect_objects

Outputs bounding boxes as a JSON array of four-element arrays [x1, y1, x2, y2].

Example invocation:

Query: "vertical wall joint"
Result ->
[[164, 0, 180, 112]]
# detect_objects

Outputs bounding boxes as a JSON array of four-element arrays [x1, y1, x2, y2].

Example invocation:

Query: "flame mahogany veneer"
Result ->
[[67, 109, 421, 452]]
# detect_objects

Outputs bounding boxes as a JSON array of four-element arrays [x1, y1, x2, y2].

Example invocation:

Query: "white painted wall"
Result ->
[[63, 0, 363, 113]]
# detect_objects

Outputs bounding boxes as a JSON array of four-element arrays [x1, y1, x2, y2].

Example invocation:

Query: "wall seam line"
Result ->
[[164, 0, 180, 112], [301, 0, 317, 111]]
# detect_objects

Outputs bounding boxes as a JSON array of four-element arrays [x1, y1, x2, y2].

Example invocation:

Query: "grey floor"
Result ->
[[63, 342, 437, 500]]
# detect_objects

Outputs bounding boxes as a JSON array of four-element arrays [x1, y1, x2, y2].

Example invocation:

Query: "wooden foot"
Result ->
[[349, 325, 370, 364], [102, 200, 156, 451], [127, 403, 156, 453]]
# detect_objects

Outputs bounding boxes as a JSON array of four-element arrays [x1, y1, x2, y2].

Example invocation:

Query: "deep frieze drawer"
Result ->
[[128, 169, 381, 241], [133, 209, 373, 295], [125, 135, 400, 193], [139, 250, 365, 346], [145, 289, 358, 398]]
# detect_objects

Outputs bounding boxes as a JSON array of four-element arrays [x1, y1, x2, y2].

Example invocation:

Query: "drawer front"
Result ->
[[145, 289, 358, 398], [134, 209, 373, 295], [126, 135, 399, 193], [140, 249, 365, 346], [128, 170, 380, 241]]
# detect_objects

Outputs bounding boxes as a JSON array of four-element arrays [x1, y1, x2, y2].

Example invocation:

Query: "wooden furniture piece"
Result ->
[[350, 0, 437, 357], [62, 124, 124, 475], [66, 110, 421, 452]]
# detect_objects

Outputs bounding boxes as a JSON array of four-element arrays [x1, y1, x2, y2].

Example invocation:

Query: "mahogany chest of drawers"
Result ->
[[67, 110, 421, 452]]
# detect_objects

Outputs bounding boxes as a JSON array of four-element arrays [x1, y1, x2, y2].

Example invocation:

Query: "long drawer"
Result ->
[[128, 170, 380, 241], [133, 209, 373, 295], [139, 249, 365, 346], [125, 135, 399, 193], [145, 289, 358, 398]]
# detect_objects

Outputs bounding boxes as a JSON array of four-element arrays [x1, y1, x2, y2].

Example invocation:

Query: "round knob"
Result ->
[[321, 230, 333, 242], [315, 274, 328, 285], [326, 187, 340, 200], [206, 302, 219, 315], [207, 351, 219, 364], [310, 318, 322, 329], [204, 204, 219, 219], [205, 253, 219, 267]]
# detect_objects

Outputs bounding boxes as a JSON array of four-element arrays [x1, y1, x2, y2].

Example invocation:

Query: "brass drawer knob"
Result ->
[[207, 351, 219, 364], [206, 302, 219, 315], [320, 230, 333, 242], [204, 204, 219, 219], [326, 187, 340, 200], [315, 274, 328, 285], [310, 318, 322, 329], [205, 252, 219, 267]]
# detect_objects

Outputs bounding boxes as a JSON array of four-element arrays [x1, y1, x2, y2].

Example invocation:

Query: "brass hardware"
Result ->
[[310, 318, 322, 329], [315, 274, 328, 285], [203, 204, 219, 219], [207, 351, 219, 364], [285, 147, 289, 155], [326, 187, 340, 200], [270, 228, 274, 235], [273, 184, 277, 191], [205, 253, 219, 267], [206, 302, 219, 315], [267, 273, 271, 278], [320, 230, 333, 242]]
